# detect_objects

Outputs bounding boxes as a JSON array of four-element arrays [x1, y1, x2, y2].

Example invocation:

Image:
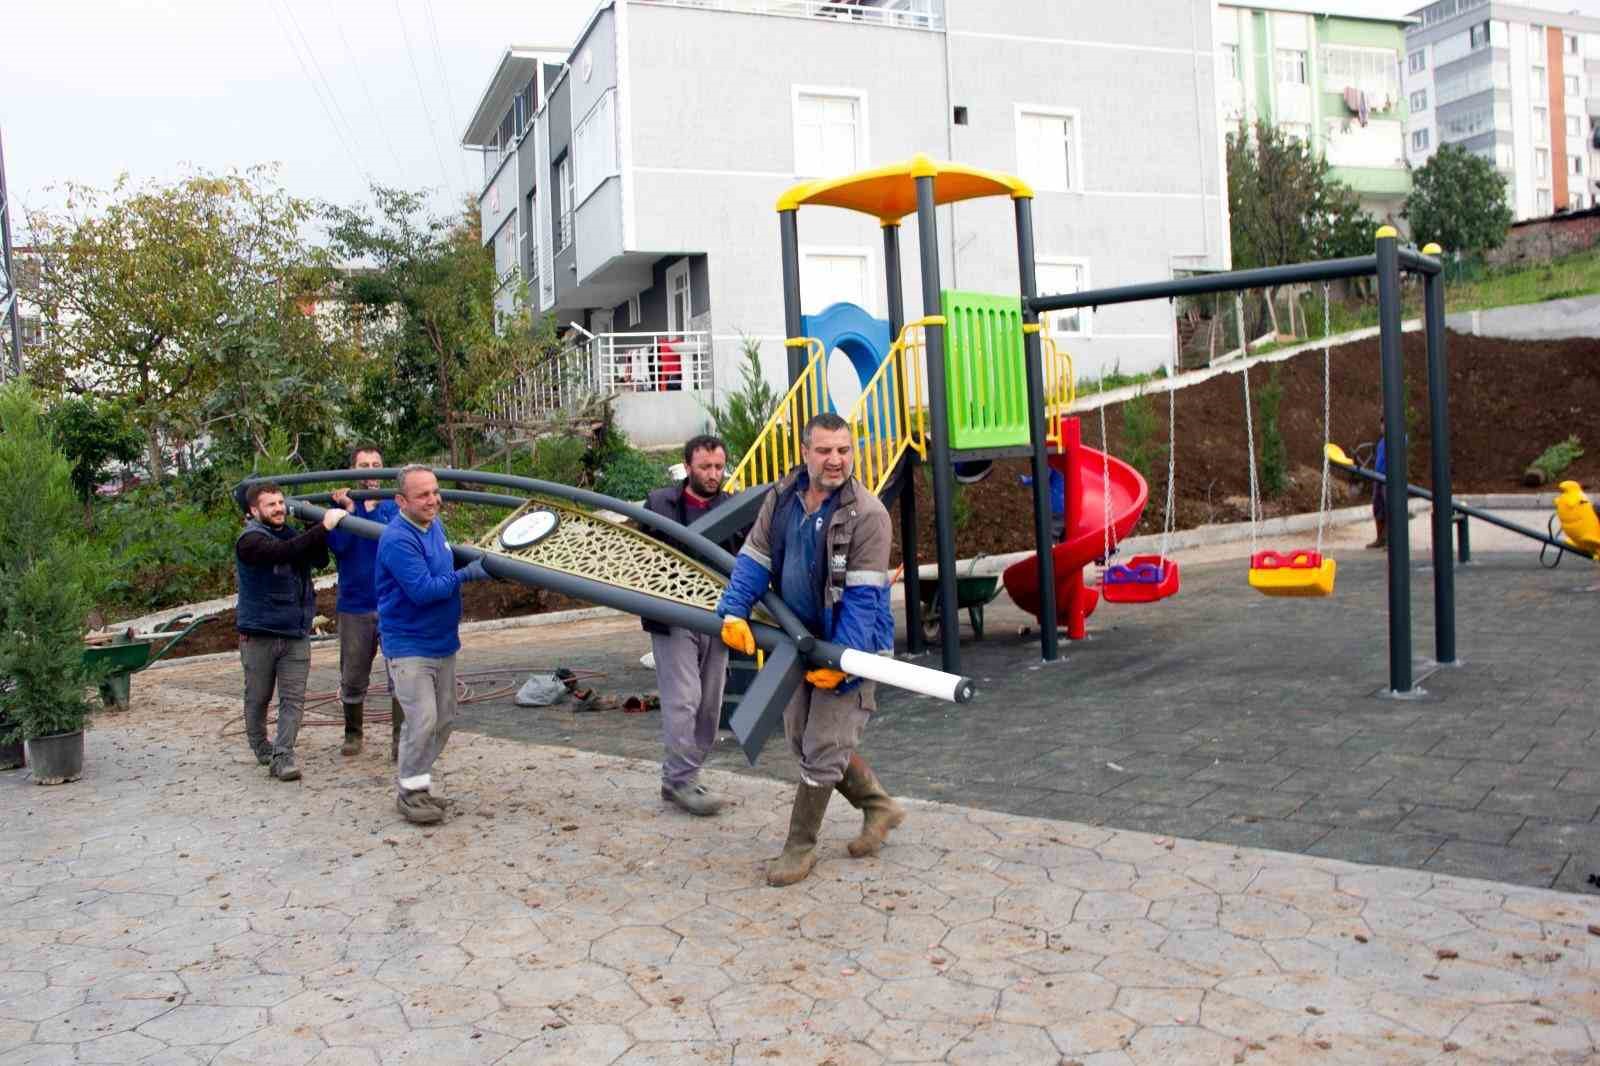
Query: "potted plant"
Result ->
[[0, 381, 104, 784]]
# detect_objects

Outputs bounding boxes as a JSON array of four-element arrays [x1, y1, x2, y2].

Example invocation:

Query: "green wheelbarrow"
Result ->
[[82, 613, 213, 711], [916, 561, 1003, 643]]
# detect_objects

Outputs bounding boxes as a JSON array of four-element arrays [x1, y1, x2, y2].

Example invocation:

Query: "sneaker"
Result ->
[[663, 781, 725, 817], [269, 754, 301, 782], [396, 789, 443, 824]]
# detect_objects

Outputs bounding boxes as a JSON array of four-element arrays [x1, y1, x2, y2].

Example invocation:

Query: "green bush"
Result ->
[[1121, 390, 1166, 482], [96, 485, 240, 612], [1257, 368, 1288, 497], [704, 335, 780, 467], [597, 447, 671, 502], [527, 433, 588, 486], [1528, 435, 1583, 483]]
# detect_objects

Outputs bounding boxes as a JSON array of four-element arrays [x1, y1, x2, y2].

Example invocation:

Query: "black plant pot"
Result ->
[[24, 730, 84, 785], [0, 735, 22, 771]]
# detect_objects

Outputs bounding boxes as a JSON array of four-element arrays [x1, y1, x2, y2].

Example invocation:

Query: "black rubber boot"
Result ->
[[340, 702, 363, 756]]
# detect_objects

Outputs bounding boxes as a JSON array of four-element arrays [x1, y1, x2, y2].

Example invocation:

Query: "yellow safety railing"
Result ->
[[848, 317, 934, 496], [1041, 334, 1076, 450], [725, 338, 828, 494]]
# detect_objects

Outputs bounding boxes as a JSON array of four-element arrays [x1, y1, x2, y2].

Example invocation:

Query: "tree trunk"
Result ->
[[145, 424, 164, 486], [1264, 285, 1282, 338]]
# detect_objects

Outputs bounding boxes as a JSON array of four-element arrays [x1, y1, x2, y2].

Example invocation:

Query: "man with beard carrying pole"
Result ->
[[717, 412, 903, 886]]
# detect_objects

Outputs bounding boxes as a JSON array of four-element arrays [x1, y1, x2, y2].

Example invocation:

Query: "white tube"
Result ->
[[837, 649, 975, 703]]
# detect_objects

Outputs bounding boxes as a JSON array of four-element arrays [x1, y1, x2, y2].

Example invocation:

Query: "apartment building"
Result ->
[[463, 0, 1230, 445], [1403, 0, 1600, 220], [1215, 2, 1414, 221]]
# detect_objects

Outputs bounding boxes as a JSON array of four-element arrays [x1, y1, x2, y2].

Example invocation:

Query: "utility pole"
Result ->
[[0, 126, 22, 379]]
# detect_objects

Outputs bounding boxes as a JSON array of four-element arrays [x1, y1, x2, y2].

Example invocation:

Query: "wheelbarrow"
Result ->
[[916, 559, 1003, 642], [82, 613, 213, 711]]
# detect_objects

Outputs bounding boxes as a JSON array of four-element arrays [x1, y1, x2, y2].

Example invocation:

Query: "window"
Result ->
[[1469, 21, 1489, 49], [573, 90, 618, 202], [627, 294, 641, 327], [793, 89, 865, 178], [1036, 260, 1090, 336], [1322, 45, 1401, 103], [1015, 107, 1082, 193], [1535, 147, 1550, 177], [1533, 106, 1548, 143], [800, 249, 871, 314], [1412, 128, 1431, 151], [1532, 66, 1546, 96], [1410, 89, 1428, 111], [666, 259, 693, 334], [1537, 188, 1553, 214], [557, 156, 574, 251], [1566, 33, 1579, 55], [1276, 48, 1307, 85], [1572, 155, 1584, 176], [1223, 42, 1240, 79], [953, 105, 968, 125], [1564, 75, 1580, 95], [498, 108, 516, 159], [527, 191, 540, 292], [1568, 115, 1582, 138], [1408, 48, 1426, 73], [1571, 193, 1586, 210]]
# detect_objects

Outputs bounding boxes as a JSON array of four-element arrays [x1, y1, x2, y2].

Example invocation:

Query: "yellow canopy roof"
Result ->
[[776, 154, 1032, 222]]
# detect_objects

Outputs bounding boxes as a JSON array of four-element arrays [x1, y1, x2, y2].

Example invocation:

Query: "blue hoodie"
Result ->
[[375, 514, 464, 659], [328, 498, 399, 613]]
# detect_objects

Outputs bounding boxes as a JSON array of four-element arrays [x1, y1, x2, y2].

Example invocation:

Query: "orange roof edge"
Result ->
[[776, 156, 1033, 222]]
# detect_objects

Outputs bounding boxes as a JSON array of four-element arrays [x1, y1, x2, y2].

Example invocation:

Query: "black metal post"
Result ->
[[885, 222, 925, 654], [1421, 242, 1456, 666], [915, 174, 962, 673], [1375, 228, 1412, 694], [1014, 197, 1059, 661], [779, 209, 805, 384], [1457, 516, 1471, 564], [1027, 255, 1381, 313], [0, 127, 21, 377]]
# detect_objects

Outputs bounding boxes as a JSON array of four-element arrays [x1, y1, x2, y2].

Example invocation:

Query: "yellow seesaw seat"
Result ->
[[1554, 481, 1600, 555]]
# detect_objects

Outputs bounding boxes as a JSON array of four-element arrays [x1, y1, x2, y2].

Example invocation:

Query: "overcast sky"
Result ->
[[8, 0, 1591, 233]]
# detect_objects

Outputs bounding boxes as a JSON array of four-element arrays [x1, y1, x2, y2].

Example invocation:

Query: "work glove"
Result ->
[[458, 559, 490, 583], [720, 616, 755, 656], [321, 508, 347, 531], [804, 667, 848, 690]]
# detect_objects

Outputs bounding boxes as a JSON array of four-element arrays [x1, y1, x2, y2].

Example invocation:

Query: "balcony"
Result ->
[[630, 0, 942, 32]]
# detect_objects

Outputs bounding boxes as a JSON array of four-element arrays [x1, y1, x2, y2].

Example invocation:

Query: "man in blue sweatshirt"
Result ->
[[327, 443, 398, 756], [375, 464, 491, 825]]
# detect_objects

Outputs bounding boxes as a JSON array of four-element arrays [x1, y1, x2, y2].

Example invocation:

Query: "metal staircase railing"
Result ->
[[725, 338, 829, 494], [1042, 334, 1076, 450]]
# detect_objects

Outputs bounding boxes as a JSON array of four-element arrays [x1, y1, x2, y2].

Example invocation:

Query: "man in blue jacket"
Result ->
[[327, 443, 398, 756], [716, 413, 902, 886], [235, 482, 347, 782], [375, 465, 491, 825]]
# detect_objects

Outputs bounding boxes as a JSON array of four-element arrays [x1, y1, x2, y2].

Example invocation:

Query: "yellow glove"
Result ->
[[805, 668, 848, 690], [720, 616, 755, 656]]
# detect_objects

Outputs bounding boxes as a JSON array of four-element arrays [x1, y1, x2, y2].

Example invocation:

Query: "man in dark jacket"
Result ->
[[236, 482, 346, 781], [643, 434, 738, 816], [327, 443, 399, 756]]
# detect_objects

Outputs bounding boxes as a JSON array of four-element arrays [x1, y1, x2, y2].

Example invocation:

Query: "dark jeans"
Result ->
[[338, 611, 381, 709], [239, 634, 310, 758]]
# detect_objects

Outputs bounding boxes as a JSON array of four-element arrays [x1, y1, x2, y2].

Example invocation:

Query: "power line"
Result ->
[[393, 0, 456, 196], [421, 0, 472, 190], [331, 10, 408, 180], [276, 0, 372, 182], [267, 0, 370, 190]]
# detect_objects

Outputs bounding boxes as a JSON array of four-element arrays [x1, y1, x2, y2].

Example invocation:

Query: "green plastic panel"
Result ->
[[939, 289, 1029, 450]]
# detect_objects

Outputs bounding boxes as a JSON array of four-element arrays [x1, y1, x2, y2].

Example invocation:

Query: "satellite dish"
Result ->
[[500, 509, 559, 550]]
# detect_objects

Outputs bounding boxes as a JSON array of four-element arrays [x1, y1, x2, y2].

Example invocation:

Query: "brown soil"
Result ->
[[889, 330, 1600, 564], [161, 330, 1598, 657]]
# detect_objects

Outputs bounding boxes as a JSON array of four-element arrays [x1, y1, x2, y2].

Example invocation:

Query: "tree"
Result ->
[[24, 167, 321, 480], [1227, 120, 1377, 334], [1403, 144, 1514, 255], [47, 395, 142, 524]]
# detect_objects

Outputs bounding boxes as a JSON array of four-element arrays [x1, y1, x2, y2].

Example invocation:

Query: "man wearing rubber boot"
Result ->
[[235, 482, 345, 781], [642, 434, 739, 816], [716, 413, 902, 886], [328, 443, 398, 757], [376, 465, 492, 825]]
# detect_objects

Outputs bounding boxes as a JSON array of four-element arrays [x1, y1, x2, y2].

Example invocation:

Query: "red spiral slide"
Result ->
[[1002, 416, 1149, 639]]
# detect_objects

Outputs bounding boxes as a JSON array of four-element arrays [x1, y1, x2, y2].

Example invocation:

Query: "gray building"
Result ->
[[464, 0, 1230, 445], [1403, 0, 1600, 219]]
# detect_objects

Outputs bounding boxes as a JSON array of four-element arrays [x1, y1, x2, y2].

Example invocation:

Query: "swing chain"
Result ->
[[1098, 367, 1112, 571], [1161, 309, 1178, 566], [1315, 283, 1333, 556], [1239, 304, 1260, 555]]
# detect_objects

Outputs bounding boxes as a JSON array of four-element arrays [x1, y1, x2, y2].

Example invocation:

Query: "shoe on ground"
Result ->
[[340, 732, 363, 757], [396, 789, 444, 824], [423, 791, 454, 809], [269, 754, 301, 782], [662, 781, 725, 817], [252, 745, 272, 767]]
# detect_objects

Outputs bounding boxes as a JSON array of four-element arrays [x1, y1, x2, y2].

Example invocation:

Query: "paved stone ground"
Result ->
[[4, 673, 1600, 1065]]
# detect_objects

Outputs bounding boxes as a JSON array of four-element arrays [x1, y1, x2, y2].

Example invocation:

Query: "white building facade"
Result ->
[[1404, 0, 1600, 220], [464, 0, 1231, 445]]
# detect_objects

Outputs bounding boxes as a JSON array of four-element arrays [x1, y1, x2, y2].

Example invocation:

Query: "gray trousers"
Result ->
[[240, 634, 311, 758], [651, 627, 728, 789], [338, 611, 381, 712], [784, 680, 875, 787], [390, 655, 456, 794]]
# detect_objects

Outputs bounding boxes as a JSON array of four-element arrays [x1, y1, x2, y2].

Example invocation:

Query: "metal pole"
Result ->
[[1027, 254, 1381, 313], [1375, 227, 1412, 694], [0, 127, 22, 377], [915, 173, 961, 673], [1014, 197, 1059, 661], [884, 222, 925, 655], [1421, 242, 1456, 666], [778, 209, 804, 384]]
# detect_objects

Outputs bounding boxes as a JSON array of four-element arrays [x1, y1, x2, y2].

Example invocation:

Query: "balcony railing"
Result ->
[[483, 331, 715, 430], [631, 0, 942, 31]]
